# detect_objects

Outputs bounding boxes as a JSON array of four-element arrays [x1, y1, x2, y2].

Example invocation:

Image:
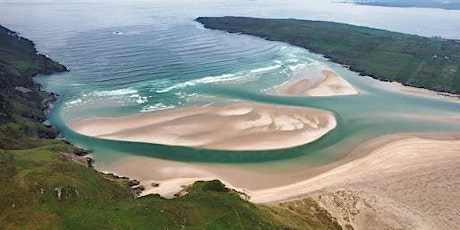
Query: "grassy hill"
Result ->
[[0, 25, 342, 229], [196, 16, 460, 94]]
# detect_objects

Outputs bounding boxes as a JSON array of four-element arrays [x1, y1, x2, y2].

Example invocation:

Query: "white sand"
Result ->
[[273, 68, 358, 97], [97, 133, 460, 229], [251, 134, 460, 229], [375, 80, 460, 103], [68, 103, 337, 151], [249, 135, 460, 202]]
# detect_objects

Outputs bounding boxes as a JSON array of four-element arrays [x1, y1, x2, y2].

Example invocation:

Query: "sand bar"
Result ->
[[69, 102, 337, 151], [273, 68, 358, 97]]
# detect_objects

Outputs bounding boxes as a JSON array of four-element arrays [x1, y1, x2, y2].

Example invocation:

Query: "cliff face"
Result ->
[[0, 25, 67, 149]]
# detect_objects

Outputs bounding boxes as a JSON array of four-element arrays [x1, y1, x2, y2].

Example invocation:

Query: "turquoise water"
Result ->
[[1, 1, 459, 166]]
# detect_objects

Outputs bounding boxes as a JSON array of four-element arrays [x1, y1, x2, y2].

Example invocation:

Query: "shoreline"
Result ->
[[249, 132, 460, 203], [391, 81, 460, 102], [95, 132, 460, 203]]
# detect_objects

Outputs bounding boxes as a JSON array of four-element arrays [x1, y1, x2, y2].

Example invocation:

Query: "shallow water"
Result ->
[[0, 0, 459, 167]]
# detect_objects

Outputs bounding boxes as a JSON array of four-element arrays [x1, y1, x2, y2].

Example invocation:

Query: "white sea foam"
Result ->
[[127, 94, 147, 104], [287, 58, 300, 63], [156, 81, 196, 93], [199, 74, 241, 83], [250, 64, 281, 73], [67, 98, 82, 105], [288, 63, 308, 72], [156, 73, 245, 93], [141, 103, 175, 112], [92, 88, 138, 97], [195, 23, 205, 30]]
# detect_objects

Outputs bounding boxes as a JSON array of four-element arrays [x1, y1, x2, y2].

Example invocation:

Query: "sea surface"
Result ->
[[0, 0, 459, 167]]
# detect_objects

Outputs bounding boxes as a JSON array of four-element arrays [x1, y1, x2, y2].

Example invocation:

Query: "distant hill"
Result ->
[[344, 0, 460, 11], [196, 16, 460, 94]]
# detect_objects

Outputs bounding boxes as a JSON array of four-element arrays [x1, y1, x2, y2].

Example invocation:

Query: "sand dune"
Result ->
[[69, 103, 336, 151], [273, 69, 358, 97]]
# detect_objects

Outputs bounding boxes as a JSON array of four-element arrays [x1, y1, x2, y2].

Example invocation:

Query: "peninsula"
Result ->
[[196, 16, 460, 95]]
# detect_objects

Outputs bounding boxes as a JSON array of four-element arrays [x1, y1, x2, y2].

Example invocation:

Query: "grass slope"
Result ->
[[0, 147, 341, 230], [0, 25, 342, 229], [196, 16, 460, 94]]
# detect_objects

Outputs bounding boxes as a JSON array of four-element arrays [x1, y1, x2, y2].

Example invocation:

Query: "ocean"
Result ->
[[1, 0, 459, 167]]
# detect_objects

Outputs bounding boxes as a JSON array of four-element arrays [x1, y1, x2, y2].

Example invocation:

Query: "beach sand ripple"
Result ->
[[69, 103, 337, 151]]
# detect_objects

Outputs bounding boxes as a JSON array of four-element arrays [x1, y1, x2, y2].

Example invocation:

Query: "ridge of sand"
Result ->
[[68, 103, 337, 151], [273, 69, 358, 97]]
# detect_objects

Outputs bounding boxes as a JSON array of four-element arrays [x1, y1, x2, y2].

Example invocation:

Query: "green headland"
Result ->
[[196, 16, 460, 94]]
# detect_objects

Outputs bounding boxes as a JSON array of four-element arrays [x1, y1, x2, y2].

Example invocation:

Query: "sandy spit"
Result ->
[[273, 68, 358, 97]]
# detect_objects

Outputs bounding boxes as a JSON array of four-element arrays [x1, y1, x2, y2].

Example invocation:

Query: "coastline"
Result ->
[[3, 14, 459, 229], [95, 132, 460, 197], [97, 132, 460, 229], [12, 20, 459, 229], [195, 17, 460, 96], [391, 81, 460, 102]]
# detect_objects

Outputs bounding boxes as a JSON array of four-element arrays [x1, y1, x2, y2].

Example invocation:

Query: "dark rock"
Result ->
[[22, 110, 45, 122], [151, 182, 160, 187], [37, 128, 58, 139], [128, 180, 140, 187], [132, 185, 145, 196], [85, 157, 94, 168], [73, 148, 90, 156]]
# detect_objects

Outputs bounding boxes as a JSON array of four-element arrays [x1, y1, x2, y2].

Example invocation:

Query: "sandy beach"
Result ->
[[95, 133, 460, 229], [272, 68, 358, 97], [253, 134, 460, 229], [69, 102, 336, 151], [375, 80, 460, 103]]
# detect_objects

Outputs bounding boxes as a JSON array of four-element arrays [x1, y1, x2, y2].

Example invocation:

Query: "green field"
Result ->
[[0, 25, 342, 229], [196, 16, 460, 94]]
